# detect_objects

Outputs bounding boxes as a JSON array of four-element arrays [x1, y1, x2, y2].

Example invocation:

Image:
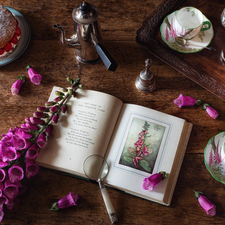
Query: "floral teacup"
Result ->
[[174, 6, 211, 39]]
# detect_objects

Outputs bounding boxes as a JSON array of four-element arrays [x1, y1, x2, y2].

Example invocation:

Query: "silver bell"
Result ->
[[135, 59, 156, 92]]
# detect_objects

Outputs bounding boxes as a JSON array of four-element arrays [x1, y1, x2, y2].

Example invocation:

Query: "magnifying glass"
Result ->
[[83, 155, 118, 223]]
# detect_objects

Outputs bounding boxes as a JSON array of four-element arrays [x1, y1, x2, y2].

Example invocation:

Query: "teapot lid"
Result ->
[[72, 2, 99, 25]]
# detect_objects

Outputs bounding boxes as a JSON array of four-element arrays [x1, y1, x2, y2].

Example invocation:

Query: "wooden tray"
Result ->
[[136, 0, 225, 101]]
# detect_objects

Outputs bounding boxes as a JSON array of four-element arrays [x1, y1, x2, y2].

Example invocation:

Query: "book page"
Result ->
[[105, 104, 186, 203], [36, 87, 123, 176]]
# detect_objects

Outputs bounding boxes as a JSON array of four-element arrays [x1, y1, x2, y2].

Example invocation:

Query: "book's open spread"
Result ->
[[36, 87, 192, 206]]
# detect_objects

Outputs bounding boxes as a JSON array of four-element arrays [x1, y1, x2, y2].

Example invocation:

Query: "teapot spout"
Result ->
[[53, 24, 81, 48]]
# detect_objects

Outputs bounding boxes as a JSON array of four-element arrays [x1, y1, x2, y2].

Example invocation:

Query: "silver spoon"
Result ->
[[175, 36, 216, 51]]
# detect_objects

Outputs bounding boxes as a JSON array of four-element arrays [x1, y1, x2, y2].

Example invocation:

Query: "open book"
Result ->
[[36, 87, 192, 206]]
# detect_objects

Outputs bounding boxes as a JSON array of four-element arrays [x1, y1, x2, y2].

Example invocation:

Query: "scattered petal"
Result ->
[[26, 65, 42, 85], [11, 76, 25, 95], [50, 192, 80, 211], [142, 171, 167, 191], [204, 104, 219, 119], [174, 94, 201, 108], [194, 191, 216, 216]]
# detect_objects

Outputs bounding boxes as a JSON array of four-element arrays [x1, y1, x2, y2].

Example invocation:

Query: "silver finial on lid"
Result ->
[[135, 59, 156, 92]]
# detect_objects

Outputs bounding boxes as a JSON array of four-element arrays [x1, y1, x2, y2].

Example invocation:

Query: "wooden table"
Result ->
[[1, 0, 225, 224]]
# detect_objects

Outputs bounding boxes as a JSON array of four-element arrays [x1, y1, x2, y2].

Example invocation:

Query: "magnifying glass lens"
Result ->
[[83, 155, 108, 180]]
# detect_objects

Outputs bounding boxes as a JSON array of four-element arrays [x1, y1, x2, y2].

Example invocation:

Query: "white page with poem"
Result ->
[[36, 88, 123, 176], [105, 104, 185, 201]]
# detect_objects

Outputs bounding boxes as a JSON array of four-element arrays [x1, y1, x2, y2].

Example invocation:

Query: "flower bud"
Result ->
[[45, 124, 53, 136], [61, 105, 67, 113], [33, 112, 45, 118], [45, 101, 56, 107], [52, 114, 59, 124], [37, 107, 49, 112], [53, 96, 63, 102], [30, 117, 44, 125], [50, 105, 58, 113], [55, 91, 64, 96]]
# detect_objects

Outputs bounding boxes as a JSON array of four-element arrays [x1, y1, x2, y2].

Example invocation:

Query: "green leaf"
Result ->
[[123, 156, 133, 165], [139, 160, 151, 172]]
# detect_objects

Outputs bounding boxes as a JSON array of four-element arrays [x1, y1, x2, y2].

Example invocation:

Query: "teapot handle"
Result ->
[[94, 43, 118, 71]]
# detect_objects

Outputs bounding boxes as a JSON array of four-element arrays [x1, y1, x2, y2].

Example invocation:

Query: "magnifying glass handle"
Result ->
[[98, 179, 118, 223]]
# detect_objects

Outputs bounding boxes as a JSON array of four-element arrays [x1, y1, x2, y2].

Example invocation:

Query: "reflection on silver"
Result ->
[[220, 50, 225, 66], [221, 8, 225, 28]]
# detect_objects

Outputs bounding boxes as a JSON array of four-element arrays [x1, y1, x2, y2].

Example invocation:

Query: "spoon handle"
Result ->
[[204, 46, 216, 51]]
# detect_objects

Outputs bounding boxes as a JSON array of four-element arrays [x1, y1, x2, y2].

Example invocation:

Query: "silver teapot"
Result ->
[[53, 2, 117, 71]]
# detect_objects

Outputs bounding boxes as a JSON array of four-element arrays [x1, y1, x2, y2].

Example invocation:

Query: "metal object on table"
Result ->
[[221, 8, 225, 28], [175, 36, 216, 51], [135, 59, 156, 92], [53, 2, 117, 71], [83, 155, 118, 224]]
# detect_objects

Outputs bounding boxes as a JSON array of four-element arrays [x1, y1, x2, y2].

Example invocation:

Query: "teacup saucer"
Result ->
[[204, 131, 225, 185], [160, 10, 214, 53]]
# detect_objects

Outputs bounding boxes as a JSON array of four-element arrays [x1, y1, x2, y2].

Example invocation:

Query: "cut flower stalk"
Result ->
[[0, 77, 82, 221]]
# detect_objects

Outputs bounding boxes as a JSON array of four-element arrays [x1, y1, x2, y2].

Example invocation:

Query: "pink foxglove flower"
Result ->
[[194, 191, 216, 216], [0, 195, 8, 209], [3, 179, 19, 199], [50, 192, 80, 211], [0, 211, 4, 222], [0, 169, 6, 182], [174, 94, 201, 108], [11, 76, 25, 95], [15, 138, 31, 150], [26, 65, 42, 85], [142, 171, 167, 191], [2, 147, 21, 162], [203, 104, 219, 119], [25, 147, 38, 160], [16, 181, 27, 196], [8, 164, 24, 183], [7, 198, 20, 210], [26, 159, 39, 178], [36, 133, 46, 148]]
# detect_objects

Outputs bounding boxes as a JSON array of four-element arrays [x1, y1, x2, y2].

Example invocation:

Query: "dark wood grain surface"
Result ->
[[0, 0, 225, 224]]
